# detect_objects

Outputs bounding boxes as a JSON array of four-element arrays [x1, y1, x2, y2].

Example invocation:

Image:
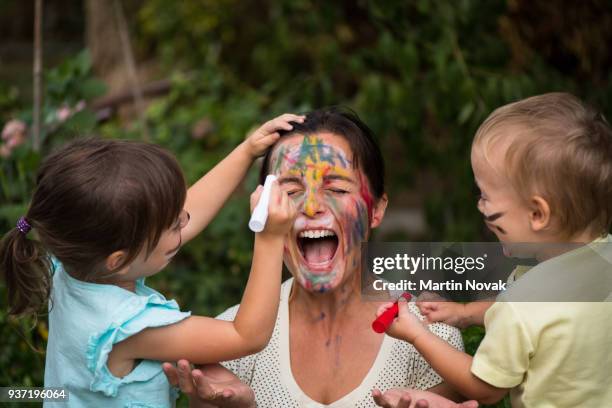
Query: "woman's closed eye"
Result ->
[[327, 188, 348, 194], [287, 189, 303, 196]]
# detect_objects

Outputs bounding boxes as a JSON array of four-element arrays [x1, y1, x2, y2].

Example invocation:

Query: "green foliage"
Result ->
[[2, 1, 611, 407], [45, 50, 106, 105]]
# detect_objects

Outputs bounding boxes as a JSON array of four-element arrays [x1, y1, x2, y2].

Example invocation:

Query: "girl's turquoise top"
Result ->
[[44, 260, 191, 407]]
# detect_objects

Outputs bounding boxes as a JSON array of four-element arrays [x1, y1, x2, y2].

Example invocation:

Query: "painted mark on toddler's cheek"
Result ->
[[485, 212, 505, 222], [484, 212, 507, 234]]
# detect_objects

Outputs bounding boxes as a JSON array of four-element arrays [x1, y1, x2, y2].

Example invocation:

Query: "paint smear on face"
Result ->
[[271, 134, 375, 293]]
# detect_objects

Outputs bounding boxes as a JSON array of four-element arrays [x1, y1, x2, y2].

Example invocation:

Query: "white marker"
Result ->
[[249, 175, 278, 232]]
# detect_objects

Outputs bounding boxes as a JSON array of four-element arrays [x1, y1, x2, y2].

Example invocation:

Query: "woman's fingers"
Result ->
[[177, 359, 195, 394], [162, 362, 179, 386], [221, 389, 236, 399], [414, 398, 429, 408], [396, 393, 413, 408], [372, 388, 415, 408], [372, 389, 392, 407], [192, 368, 222, 400]]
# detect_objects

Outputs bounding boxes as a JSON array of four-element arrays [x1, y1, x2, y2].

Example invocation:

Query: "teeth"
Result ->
[[299, 229, 336, 239]]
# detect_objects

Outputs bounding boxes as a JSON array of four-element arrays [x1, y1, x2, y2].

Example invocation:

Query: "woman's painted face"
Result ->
[[269, 133, 375, 293]]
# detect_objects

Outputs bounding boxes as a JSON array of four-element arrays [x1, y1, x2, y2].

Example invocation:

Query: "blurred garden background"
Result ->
[[1, 1, 611, 406]]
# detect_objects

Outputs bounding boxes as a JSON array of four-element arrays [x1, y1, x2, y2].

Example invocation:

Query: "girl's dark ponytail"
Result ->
[[0, 220, 52, 316]]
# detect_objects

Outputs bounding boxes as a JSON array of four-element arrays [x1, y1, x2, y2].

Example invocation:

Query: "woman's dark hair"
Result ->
[[259, 106, 385, 199], [0, 138, 186, 316]]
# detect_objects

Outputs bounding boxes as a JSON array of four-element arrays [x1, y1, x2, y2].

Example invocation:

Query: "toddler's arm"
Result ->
[[378, 299, 508, 404], [109, 182, 295, 367], [182, 113, 304, 244]]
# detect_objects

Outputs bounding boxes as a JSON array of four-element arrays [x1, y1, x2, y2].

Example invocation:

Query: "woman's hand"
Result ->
[[163, 360, 255, 408], [372, 388, 478, 408]]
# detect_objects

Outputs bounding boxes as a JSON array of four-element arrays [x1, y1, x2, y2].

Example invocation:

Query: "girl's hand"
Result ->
[[243, 113, 305, 158], [163, 360, 255, 408], [250, 181, 296, 237], [376, 298, 429, 343], [416, 293, 468, 328]]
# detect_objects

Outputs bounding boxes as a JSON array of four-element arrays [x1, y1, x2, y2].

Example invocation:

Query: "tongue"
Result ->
[[303, 239, 336, 264]]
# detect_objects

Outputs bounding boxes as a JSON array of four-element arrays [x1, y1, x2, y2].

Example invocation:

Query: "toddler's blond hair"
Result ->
[[473, 92, 612, 238]]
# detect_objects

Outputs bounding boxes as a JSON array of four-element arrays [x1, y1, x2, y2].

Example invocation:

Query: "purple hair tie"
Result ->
[[16, 216, 32, 234]]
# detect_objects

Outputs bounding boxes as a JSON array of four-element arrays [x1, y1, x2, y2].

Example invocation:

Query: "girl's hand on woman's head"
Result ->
[[376, 299, 429, 343], [243, 113, 305, 158], [162, 360, 256, 408]]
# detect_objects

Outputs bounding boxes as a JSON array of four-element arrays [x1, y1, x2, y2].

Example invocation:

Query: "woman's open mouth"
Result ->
[[297, 229, 340, 273]]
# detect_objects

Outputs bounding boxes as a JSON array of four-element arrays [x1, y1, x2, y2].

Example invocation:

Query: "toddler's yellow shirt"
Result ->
[[471, 235, 612, 408]]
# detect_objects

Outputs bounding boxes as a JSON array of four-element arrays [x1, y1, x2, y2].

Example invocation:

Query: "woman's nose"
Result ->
[[303, 191, 325, 217]]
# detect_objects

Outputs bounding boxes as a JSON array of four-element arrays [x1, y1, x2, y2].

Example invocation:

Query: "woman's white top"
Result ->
[[218, 278, 463, 407]]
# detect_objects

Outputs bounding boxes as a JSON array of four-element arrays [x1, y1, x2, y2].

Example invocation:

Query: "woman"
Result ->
[[165, 108, 474, 408]]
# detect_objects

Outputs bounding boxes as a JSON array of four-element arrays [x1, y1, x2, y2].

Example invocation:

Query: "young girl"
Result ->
[[0, 114, 302, 407]]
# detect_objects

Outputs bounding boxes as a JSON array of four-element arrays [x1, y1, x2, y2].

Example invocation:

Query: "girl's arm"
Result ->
[[379, 300, 508, 405], [181, 114, 304, 244], [109, 184, 295, 369]]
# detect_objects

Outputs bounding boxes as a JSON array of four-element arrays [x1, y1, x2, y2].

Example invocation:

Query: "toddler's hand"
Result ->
[[376, 298, 429, 343], [416, 292, 467, 328], [250, 181, 296, 237], [244, 113, 305, 158]]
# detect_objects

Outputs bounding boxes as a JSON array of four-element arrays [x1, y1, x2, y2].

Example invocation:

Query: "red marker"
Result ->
[[372, 292, 412, 333]]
